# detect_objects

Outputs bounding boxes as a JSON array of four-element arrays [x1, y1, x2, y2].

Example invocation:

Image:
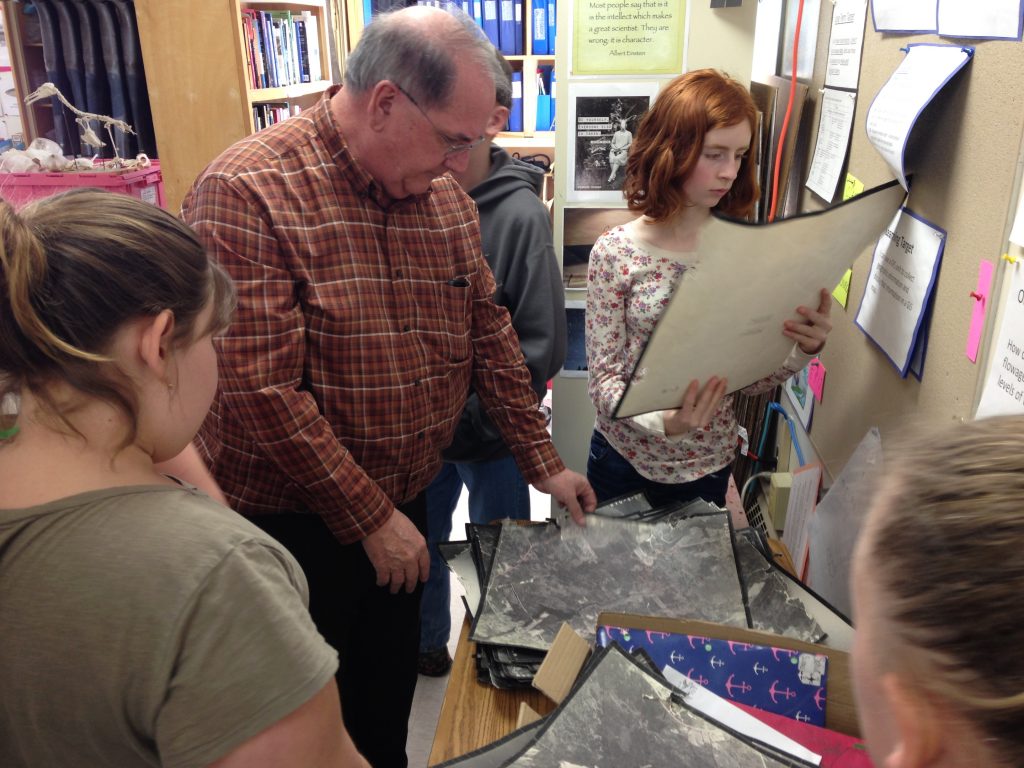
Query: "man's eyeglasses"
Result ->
[[393, 82, 485, 156]]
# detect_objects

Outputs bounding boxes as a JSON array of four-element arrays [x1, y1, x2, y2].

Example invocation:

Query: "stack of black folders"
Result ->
[[432, 641, 819, 768], [437, 491, 851, 690]]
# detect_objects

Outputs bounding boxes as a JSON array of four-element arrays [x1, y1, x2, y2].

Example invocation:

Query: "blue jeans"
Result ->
[[586, 428, 731, 508], [419, 456, 531, 652]]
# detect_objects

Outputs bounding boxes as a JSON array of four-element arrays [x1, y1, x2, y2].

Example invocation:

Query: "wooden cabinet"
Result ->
[[133, 0, 332, 212], [2, 1, 50, 147], [0, 0, 333, 211]]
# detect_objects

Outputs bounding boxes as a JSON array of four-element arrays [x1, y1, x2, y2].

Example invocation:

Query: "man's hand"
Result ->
[[663, 376, 727, 436], [361, 510, 429, 594], [784, 288, 833, 355], [533, 469, 596, 526]]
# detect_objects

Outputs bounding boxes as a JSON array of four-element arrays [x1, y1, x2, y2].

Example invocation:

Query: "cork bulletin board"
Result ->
[[794, 15, 1024, 478]]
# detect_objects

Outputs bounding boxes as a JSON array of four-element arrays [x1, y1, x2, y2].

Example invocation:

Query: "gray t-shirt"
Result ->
[[0, 484, 338, 768]]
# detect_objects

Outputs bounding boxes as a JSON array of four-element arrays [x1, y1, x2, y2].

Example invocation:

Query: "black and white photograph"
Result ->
[[567, 81, 661, 202], [734, 537, 826, 643], [469, 512, 749, 652], [507, 646, 802, 767]]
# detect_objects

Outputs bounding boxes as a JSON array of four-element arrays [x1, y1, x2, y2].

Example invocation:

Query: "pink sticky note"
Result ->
[[807, 358, 826, 403], [966, 260, 994, 363]]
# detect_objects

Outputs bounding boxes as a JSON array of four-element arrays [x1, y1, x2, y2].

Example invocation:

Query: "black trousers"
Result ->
[[251, 495, 427, 768]]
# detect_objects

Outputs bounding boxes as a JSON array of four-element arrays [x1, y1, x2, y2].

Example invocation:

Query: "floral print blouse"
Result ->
[[586, 220, 813, 484]]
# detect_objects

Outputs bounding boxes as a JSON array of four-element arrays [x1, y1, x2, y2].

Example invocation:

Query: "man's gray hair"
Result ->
[[493, 50, 513, 110], [345, 6, 499, 110]]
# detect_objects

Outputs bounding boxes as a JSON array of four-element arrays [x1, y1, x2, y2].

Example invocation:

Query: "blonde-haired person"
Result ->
[[586, 68, 833, 506], [851, 415, 1024, 768], [0, 189, 367, 768]]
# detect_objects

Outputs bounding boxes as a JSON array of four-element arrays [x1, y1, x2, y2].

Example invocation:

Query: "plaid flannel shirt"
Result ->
[[182, 88, 562, 544]]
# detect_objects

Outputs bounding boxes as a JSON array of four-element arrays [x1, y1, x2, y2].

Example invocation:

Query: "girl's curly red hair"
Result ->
[[623, 69, 759, 222]]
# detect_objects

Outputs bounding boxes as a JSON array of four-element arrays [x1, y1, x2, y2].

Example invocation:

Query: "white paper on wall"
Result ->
[[825, 0, 867, 90], [865, 43, 973, 191]]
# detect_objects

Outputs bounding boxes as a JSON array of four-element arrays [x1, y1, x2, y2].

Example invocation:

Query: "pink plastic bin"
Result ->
[[0, 160, 166, 209]]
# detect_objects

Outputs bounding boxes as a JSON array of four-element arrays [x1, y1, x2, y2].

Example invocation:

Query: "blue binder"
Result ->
[[482, 0, 500, 46], [497, 0, 516, 54], [536, 94, 551, 133], [535, 70, 550, 132], [547, 67, 556, 131], [514, 0, 523, 54], [473, 0, 484, 29], [530, 0, 547, 54], [509, 70, 524, 132], [546, 0, 556, 53]]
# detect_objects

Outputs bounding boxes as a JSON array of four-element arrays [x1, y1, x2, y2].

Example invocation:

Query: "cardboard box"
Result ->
[[530, 615, 861, 764], [596, 612, 859, 737]]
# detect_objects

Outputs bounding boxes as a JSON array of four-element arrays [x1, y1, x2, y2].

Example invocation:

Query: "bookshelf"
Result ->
[[342, 2, 555, 152], [134, 0, 333, 212], [501, 52, 554, 145]]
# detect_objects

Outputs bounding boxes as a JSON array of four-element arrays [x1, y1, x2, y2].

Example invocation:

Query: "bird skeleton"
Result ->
[[24, 82, 137, 163]]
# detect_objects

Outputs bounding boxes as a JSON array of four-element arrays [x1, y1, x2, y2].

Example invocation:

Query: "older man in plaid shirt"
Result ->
[[182, 7, 593, 767]]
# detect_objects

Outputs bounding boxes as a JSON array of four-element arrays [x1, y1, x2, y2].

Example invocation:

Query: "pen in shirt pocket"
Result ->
[[447, 275, 471, 287]]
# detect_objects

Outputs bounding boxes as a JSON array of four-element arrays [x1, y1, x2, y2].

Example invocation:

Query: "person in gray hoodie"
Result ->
[[418, 52, 567, 676]]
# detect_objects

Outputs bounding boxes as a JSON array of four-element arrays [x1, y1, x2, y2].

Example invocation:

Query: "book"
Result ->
[[269, 11, 296, 86], [301, 11, 323, 82], [240, 12, 260, 89], [253, 102, 290, 131], [272, 15, 290, 85], [259, 12, 279, 87], [294, 18, 311, 84], [287, 13, 301, 84], [244, 9, 270, 89]]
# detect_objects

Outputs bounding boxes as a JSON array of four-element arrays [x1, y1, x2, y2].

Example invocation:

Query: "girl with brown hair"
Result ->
[[586, 69, 833, 505], [0, 189, 367, 767]]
